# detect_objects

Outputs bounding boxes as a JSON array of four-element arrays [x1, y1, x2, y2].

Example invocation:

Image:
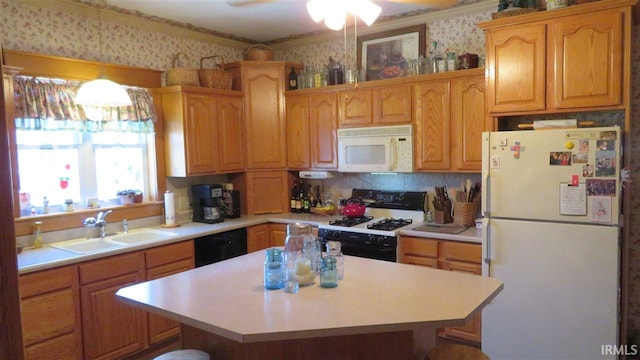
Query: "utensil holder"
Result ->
[[453, 202, 478, 227], [434, 205, 453, 224]]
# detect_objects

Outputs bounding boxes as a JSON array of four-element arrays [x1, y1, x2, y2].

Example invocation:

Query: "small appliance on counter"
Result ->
[[191, 184, 224, 224]]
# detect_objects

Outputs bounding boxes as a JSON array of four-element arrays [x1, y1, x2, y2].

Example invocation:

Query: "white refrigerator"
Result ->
[[481, 127, 621, 360]]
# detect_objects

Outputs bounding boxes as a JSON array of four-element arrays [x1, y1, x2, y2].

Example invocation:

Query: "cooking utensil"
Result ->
[[343, 198, 367, 218]]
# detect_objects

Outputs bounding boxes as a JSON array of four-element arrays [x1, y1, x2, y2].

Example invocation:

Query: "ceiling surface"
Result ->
[[103, 0, 452, 43]]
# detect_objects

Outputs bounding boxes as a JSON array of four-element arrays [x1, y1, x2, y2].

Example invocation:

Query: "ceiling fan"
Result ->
[[227, 0, 459, 10]]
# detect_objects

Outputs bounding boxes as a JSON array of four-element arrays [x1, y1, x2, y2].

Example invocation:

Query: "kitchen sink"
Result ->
[[108, 229, 179, 244], [49, 229, 179, 254], [49, 237, 127, 254]]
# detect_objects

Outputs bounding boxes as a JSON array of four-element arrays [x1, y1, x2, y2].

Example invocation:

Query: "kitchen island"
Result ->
[[116, 251, 502, 360]]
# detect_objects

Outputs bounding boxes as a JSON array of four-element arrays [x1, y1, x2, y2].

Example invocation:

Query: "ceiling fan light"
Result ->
[[75, 78, 132, 107], [324, 11, 345, 31], [357, 1, 381, 26], [306, 0, 327, 23]]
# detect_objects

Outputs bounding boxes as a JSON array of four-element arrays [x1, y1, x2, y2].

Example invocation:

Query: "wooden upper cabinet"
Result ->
[[548, 9, 623, 109], [160, 86, 244, 176], [480, 0, 632, 115], [339, 88, 372, 127], [451, 75, 490, 171], [217, 95, 245, 172], [286, 95, 311, 169], [373, 83, 412, 125], [232, 63, 287, 170], [484, 23, 546, 114], [309, 93, 338, 169], [414, 80, 451, 171]]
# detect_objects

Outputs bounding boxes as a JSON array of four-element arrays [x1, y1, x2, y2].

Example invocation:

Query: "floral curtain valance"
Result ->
[[13, 76, 157, 133]]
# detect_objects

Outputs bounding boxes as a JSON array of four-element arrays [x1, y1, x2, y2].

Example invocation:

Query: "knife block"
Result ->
[[434, 206, 453, 224]]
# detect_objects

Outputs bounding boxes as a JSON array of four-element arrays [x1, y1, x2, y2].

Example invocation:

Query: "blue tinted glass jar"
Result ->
[[264, 248, 284, 290], [320, 256, 338, 288]]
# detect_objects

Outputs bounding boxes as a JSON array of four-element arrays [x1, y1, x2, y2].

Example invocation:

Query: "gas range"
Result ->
[[318, 189, 426, 262]]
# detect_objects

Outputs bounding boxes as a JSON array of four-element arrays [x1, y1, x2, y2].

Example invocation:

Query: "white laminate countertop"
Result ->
[[17, 214, 482, 274], [116, 251, 503, 343]]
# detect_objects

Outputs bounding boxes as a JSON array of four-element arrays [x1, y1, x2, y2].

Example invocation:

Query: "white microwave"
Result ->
[[337, 125, 413, 173]]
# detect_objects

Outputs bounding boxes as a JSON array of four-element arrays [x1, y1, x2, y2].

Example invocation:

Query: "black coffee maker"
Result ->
[[191, 184, 224, 224]]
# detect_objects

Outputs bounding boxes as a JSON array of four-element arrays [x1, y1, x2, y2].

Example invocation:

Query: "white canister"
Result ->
[[546, 0, 568, 10]]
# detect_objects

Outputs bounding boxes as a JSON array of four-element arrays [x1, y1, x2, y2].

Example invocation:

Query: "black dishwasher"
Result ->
[[194, 228, 247, 267]]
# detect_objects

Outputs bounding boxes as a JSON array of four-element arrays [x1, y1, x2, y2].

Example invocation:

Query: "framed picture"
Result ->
[[357, 25, 426, 81]]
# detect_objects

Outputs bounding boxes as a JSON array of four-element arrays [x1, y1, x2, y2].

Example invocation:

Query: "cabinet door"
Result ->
[[286, 95, 311, 169], [451, 76, 490, 171], [145, 241, 194, 345], [485, 24, 546, 114], [549, 9, 623, 109], [414, 80, 451, 171], [248, 223, 271, 253], [309, 93, 338, 169], [217, 95, 246, 172], [373, 84, 412, 125], [184, 92, 219, 175], [243, 66, 287, 169], [20, 266, 82, 360], [339, 88, 372, 127], [439, 241, 482, 344], [269, 223, 287, 247], [80, 253, 146, 360]]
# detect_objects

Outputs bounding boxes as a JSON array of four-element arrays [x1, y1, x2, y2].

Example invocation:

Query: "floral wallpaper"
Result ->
[[2, 0, 640, 346]]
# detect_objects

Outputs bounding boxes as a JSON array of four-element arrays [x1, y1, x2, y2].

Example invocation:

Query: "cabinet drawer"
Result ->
[[24, 332, 80, 360], [439, 241, 481, 264], [146, 258, 194, 280], [402, 237, 438, 257], [79, 252, 144, 285], [21, 288, 76, 346], [20, 266, 73, 298], [145, 240, 194, 269]]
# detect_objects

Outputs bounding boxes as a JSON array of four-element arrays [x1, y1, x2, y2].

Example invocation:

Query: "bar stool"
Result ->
[[427, 343, 490, 360], [154, 349, 210, 360]]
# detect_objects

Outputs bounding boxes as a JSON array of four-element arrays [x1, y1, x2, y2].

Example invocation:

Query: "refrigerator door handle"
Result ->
[[482, 218, 491, 277], [481, 132, 490, 217]]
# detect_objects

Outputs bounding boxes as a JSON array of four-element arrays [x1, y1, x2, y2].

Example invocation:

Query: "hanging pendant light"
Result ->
[[75, 6, 132, 107], [307, 0, 381, 30]]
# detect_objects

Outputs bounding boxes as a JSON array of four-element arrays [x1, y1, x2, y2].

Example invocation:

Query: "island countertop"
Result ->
[[116, 251, 503, 344]]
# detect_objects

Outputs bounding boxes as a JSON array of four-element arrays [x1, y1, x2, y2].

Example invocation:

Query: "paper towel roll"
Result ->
[[164, 191, 176, 225]]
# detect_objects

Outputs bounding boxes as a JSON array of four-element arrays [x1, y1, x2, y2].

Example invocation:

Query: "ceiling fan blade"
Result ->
[[226, 0, 278, 7], [383, 0, 460, 8]]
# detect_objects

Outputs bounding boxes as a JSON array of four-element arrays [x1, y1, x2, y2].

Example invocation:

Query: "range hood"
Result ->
[[299, 171, 334, 179]]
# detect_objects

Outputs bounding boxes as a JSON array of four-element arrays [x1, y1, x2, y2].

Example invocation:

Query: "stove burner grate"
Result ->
[[329, 216, 374, 227], [367, 218, 413, 231]]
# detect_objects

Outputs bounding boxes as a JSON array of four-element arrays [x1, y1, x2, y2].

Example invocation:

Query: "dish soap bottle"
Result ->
[[33, 221, 43, 249]]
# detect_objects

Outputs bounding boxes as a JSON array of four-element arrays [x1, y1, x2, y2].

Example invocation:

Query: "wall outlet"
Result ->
[[178, 196, 190, 211]]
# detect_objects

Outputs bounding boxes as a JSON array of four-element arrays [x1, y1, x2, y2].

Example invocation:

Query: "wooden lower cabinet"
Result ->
[[79, 252, 147, 360], [247, 223, 297, 252], [145, 241, 195, 345], [400, 236, 482, 345], [19, 266, 83, 360], [247, 223, 271, 253], [20, 240, 195, 360]]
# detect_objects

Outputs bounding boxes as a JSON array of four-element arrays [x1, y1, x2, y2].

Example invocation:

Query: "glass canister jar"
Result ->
[[325, 241, 344, 280], [264, 248, 284, 290], [320, 256, 338, 288], [285, 223, 316, 286]]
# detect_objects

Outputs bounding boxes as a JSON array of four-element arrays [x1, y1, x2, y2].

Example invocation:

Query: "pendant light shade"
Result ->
[[307, 0, 381, 29], [75, 77, 132, 107], [74, 6, 132, 107]]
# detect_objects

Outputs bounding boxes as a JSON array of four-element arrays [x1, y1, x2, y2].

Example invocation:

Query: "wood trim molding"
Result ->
[[3, 49, 163, 88]]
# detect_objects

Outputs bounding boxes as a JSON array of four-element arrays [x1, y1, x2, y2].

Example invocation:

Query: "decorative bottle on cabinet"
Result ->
[[288, 67, 298, 90]]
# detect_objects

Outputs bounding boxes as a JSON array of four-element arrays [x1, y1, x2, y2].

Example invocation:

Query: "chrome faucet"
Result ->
[[83, 210, 113, 238]]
